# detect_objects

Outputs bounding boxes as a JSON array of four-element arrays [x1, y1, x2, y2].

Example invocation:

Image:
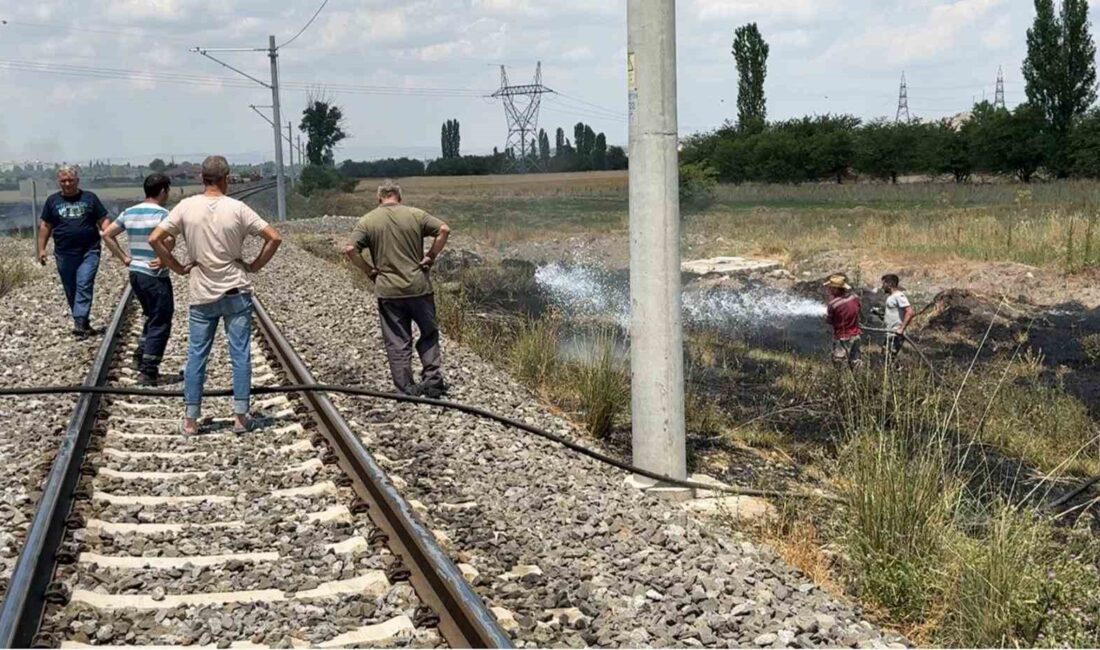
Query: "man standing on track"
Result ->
[[824, 274, 863, 370], [101, 173, 176, 386], [37, 165, 111, 338], [149, 156, 282, 436], [343, 179, 451, 397]]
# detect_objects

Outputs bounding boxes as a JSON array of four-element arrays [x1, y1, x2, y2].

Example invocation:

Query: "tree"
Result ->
[[1069, 109, 1100, 176], [919, 120, 973, 183], [574, 123, 588, 156], [732, 23, 769, 133], [440, 120, 461, 159], [969, 102, 1050, 182], [854, 120, 920, 183], [149, 158, 166, 172], [592, 132, 608, 170], [539, 129, 551, 164], [555, 128, 566, 156], [300, 93, 348, 166], [1023, 0, 1097, 175], [607, 146, 628, 170]]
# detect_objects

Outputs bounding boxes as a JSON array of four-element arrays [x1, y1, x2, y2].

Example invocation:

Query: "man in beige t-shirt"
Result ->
[[343, 179, 450, 397], [150, 155, 282, 435]]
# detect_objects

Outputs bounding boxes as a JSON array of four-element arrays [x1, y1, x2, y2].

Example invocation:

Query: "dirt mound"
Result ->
[[918, 289, 1034, 344]]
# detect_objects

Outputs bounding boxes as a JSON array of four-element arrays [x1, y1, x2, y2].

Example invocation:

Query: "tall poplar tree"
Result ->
[[1023, 0, 1097, 175], [732, 23, 769, 134]]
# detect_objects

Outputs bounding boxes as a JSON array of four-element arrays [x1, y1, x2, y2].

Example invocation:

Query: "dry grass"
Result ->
[[0, 255, 32, 299], [352, 170, 627, 199]]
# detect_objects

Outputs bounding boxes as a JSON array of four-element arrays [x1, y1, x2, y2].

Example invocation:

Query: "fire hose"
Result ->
[[0, 382, 840, 503]]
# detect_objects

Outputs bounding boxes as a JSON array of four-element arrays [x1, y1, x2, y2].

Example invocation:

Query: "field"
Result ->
[[0, 184, 203, 203], [288, 172, 1100, 646]]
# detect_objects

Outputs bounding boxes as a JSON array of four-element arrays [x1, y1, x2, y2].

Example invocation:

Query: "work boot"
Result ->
[[72, 318, 100, 338], [399, 383, 424, 397], [419, 381, 448, 399], [136, 371, 159, 387]]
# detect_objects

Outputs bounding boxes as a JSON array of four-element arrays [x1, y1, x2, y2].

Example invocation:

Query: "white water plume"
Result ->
[[534, 263, 827, 332]]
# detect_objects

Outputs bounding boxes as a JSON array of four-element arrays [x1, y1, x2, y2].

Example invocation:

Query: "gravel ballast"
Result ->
[[253, 238, 904, 648], [0, 244, 126, 596]]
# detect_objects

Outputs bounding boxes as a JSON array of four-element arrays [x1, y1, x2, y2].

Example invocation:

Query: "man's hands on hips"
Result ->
[[419, 255, 435, 271]]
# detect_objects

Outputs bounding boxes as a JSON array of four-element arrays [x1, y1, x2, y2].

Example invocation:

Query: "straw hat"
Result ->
[[823, 274, 851, 290]]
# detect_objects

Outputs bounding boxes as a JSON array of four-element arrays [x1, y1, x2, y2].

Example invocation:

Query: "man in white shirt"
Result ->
[[881, 273, 913, 361], [149, 156, 282, 435]]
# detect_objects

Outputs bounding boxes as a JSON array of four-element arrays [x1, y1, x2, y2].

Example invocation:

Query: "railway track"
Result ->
[[0, 186, 508, 648]]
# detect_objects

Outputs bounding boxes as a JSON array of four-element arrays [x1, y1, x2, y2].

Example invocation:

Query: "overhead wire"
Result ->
[[278, 0, 332, 48]]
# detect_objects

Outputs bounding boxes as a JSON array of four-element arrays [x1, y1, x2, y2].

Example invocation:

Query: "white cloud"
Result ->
[[692, 0, 825, 22], [816, 0, 1005, 68]]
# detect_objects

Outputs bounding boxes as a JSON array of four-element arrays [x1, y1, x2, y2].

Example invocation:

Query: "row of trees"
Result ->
[[681, 103, 1094, 184], [694, 0, 1100, 184], [431, 120, 627, 175]]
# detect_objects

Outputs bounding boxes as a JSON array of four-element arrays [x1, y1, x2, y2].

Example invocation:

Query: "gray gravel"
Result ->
[[0, 240, 126, 596], [252, 235, 906, 648], [34, 267, 437, 647]]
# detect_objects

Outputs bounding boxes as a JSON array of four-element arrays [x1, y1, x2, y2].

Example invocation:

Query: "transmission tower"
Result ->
[[896, 72, 911, 124], [994, 66, 1007, 110], [491, 62, 554, 173]]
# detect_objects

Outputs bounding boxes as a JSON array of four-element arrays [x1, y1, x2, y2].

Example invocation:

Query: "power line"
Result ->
[[0, 59, 490, 96], [0, 17, 195, 43], [279, 0, 331, 48]]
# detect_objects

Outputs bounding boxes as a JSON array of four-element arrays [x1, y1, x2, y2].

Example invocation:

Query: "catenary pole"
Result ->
[[268, 35, 287, 221], [627, 0, 686, 482], [286, 122, 295, 189]]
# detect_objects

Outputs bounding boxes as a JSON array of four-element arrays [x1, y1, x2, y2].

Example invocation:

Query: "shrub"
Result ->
[[942, 504, 1050, 647], [679, 162, 718, 209], [511, 318, 559, 386], [840, 427, 960, 620], [574, 331, 629, 439], [299, 165, 357, 197], [0, 256, 31, 299], [1082, 333, 1100, 368]]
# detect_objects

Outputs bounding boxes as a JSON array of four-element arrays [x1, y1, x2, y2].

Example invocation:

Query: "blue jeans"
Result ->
[[184, 293, 253, 419], [55, 248, 100, 323]]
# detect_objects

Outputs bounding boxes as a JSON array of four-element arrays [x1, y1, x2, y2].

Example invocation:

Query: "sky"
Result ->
[[0, 0, 1072, 165]]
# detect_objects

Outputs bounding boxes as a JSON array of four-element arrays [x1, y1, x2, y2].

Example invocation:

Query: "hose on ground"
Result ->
[[858, 324, 939, 380], [0, 382, 840, 503]]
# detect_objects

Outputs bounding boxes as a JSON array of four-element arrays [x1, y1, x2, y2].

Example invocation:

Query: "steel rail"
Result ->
[[0, 284, 132, 647], [0, 180, 277, 647], [252, 297, 511, 649]]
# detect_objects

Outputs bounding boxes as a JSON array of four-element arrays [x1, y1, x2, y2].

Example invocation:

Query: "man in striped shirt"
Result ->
[[101, 173, 176, 385]]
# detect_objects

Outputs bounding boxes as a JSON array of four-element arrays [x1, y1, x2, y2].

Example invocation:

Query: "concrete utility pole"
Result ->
[[627, 0, 686, 483], [268, 36, 287, 221], [286, 121, 295, 189], [191, 36, 289, 221]]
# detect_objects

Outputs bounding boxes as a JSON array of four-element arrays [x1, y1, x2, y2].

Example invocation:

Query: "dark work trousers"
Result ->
[[378, 294, 444, 393], [130, 272, 174, 375]]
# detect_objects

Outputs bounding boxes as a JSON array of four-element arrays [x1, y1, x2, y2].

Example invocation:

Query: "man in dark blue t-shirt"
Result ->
[[37, 165, 111, 337]]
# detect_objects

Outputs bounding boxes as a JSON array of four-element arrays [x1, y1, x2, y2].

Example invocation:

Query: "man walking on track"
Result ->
[[149, 156, 282, 436], [824, 274, 863, 370], [37, 165, 111, 338], [101, 173, 177, 386], [343, 179, 451, 397]]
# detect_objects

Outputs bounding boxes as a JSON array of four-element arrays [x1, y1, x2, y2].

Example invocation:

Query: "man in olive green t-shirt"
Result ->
[[343, 180, 451, 397]]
